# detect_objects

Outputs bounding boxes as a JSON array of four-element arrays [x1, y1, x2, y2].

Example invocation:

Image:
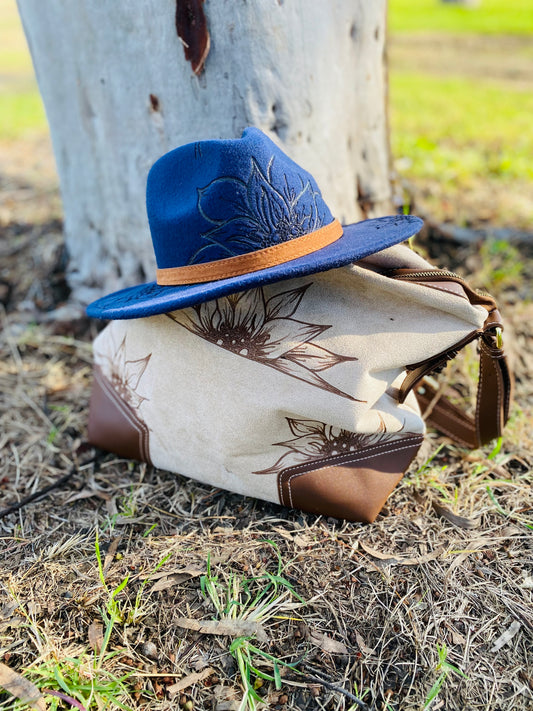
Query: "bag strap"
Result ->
[[391, 270, 513, 448], [414, 314, 512, 448]]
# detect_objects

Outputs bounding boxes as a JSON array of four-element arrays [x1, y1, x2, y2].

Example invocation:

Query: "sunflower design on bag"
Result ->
[[254, 416, 413, 476], [167, 283, 361, 401], [190, 156, 328, 262], [98, 335, 151, 410]]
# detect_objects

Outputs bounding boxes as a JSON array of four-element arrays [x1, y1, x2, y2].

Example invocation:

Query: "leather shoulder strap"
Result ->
[[416, 318, 512, 448], [389, 269, 513, 449]]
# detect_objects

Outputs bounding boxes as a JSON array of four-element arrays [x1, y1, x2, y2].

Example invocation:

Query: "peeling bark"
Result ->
[[175, 0, 210, 75]]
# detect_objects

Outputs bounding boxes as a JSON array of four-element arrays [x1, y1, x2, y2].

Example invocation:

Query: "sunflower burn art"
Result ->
[[190, 155, 329, 262], [100, 336, 151, 410], [254, 416, 410, 476], [166, 283, 361, 401]]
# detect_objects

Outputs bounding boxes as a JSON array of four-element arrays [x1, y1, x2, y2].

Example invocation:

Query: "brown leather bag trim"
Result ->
[[389, 269, 511, 448], [415, 327, 513, 448], [88, 366, 151, 463], [277, 435, 423, 523], [398, 328, 481, 404]]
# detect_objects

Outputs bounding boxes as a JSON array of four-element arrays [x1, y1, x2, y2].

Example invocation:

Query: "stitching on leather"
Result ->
[[429, 398, 472, 427], [282, 435, 423, 477], [97, 368, 151, 462], [285, 441, 422, 508], [503, 363, 511, 420], [426, 419, 473, 449], [99, 371, 148, 459], [157, 219, 342, 285], [476, 346, 484, 445], [425, 405, 475, 446], [481, 340, 503, 441], [278, 436, 423, 508]]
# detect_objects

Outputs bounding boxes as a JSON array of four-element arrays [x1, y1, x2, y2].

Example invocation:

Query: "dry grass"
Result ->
[[1, 151, 533, 711]]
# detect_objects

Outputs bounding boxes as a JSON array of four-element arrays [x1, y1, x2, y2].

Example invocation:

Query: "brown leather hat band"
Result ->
[[156, 219, 343, 286]]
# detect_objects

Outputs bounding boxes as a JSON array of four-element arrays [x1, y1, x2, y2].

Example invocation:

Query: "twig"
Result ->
[[289, 670, 371, 710], [0, 454, 100, 519]]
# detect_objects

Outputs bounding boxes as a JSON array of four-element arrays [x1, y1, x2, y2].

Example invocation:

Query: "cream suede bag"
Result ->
[[88, 243, 511, 522], [86, 129, 511, 522]]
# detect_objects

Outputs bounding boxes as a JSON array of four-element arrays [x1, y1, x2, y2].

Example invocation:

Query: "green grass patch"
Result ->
[[390, 71, 533, 185], [0, 0, 47, 139], [0, 90, 47, 139], [389, 0, 533, 35]]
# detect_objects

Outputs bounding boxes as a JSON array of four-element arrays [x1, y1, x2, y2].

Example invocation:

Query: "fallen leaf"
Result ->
[[308, 631, 349, 655], [0, 662, 46, 711], [151, 569, 204, 592], [103, 536, 122, 573], [166, 667, 215, 695], [88, 621, 104, 653], [174, 617, 267, 643], [354, 631, 374, 655], [451, 629, 466, 646], [138, 566, 203, 583], [293, 534, 310, 548], [491, 620, 521, 652], [432, 502, 477, 529]]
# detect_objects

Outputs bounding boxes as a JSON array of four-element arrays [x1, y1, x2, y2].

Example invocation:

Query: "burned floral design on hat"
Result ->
[[254, 416, 413, 476], [166, 282, 361, 401], [190, 156, 327, 263], [99, 335, 151, 410]]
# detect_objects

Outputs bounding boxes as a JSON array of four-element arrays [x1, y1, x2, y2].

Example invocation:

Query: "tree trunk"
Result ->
[[17, 0, 391, 305]]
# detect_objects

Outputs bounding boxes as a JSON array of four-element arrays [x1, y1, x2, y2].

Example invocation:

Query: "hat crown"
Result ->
[[147, 127, 334, 269]]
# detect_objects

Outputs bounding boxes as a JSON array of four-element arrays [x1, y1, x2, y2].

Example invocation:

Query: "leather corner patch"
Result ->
[[278, 437, 423, 523], [88, 366, 151, 463]]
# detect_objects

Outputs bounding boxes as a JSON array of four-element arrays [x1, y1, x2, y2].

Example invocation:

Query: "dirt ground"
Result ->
[[1, 114, 533, 711], [389, 34, 533, 89]]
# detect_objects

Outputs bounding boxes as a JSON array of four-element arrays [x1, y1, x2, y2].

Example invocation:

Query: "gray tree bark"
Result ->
[[17, 0, 392, 305]]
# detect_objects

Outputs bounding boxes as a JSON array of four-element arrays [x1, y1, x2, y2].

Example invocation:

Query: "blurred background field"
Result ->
[[388, 0, 533, 230], [1, 0, 532, 231]]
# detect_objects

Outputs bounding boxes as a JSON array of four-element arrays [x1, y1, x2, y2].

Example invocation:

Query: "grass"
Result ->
[[389, 0, 533, 35], [1, 592, 136, 711], [0, 1, 47, 140], [423, 643, 467, 710], [16, 655, 135, 711], [390, 72, 533, 184], [0, 91, 46, 141], [200, 543, 305, 710], [0, 533, 177, 711]]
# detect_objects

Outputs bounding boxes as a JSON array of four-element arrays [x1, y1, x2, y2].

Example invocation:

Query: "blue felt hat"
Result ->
[[87, 127, 423, 319]]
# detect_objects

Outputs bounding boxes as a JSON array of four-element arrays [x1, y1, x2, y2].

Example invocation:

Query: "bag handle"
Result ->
[[391, 269, 513, 448], [414, 315, 512, 448]]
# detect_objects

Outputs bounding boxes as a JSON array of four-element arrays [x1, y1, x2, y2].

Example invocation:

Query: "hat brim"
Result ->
[[86, 215, 423, 320]]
